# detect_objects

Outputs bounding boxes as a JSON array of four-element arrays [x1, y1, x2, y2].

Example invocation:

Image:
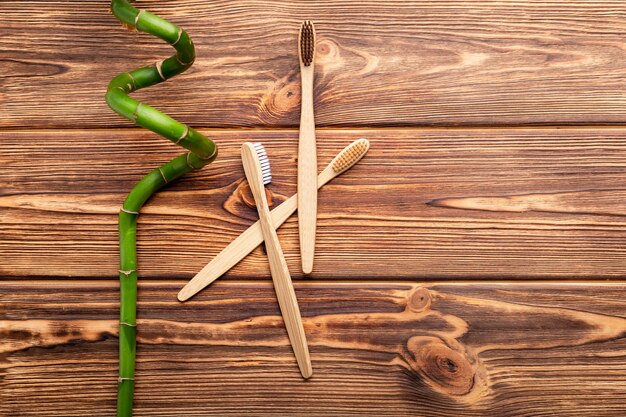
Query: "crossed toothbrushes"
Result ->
[[178, 138, 370, 302], [178, 22, 371, 379], [179, 138, 370, 376]]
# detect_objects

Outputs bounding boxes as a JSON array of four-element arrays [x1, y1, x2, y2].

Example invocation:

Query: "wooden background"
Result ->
[[2, 1, 626, 415]]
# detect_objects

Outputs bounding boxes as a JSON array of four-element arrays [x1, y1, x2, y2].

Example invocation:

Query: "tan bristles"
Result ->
[[299, 20, 315, 66], [331, 138, 370, 174]]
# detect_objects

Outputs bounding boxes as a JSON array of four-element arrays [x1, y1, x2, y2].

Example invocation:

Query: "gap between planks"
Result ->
[[2, 279, 626, 286], [7, 125, 626, 134]]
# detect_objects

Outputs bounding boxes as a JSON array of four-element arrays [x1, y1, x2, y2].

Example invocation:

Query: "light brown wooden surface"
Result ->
[[2, 128, 625, 279], [2, 1, 626, 128], [3, 280, 626, 416], [2, 1, 626, 415]]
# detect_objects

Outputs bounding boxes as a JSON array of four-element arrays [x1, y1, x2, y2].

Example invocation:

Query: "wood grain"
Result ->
[[2, 280, 626, 416], [3, 1, 626, 128], [2, 128, 626, 280], [4, 2, 626, 414]]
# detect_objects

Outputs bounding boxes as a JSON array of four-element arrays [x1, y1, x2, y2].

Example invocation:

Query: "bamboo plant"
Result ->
[[106, 1, 217, 415]]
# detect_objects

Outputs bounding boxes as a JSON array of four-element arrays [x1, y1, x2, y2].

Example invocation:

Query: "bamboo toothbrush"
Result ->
[[298, 20, 318, 274], [179, 138, 370, 302], [241, 142, 312, 379]]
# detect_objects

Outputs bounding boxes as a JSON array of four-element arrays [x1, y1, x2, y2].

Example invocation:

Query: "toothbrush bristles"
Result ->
[[299, 20, 315, 66], [331, 138, 370, 174], [253, 142, 272, 185]]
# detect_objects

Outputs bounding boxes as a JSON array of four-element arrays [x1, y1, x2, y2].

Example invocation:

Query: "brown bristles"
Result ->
[[299, 20, 315, 66], [331, 139, 370, 174]]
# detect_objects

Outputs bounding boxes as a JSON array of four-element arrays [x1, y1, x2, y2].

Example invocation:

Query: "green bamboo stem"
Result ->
[[106, 1, 217, 416]]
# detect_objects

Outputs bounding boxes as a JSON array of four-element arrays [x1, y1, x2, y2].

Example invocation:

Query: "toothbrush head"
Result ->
[[252, 142, 272, 185], [299, 20, 315, 66], [331, 138, 370, 175]]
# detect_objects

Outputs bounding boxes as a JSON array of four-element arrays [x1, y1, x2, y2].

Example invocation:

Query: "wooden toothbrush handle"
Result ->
[[259, 210, 313, 379], [298, 67, 317, 274], [241, 143, 313, 379], [178, 167, 335, 302], [178, 193, 298, 301], [180, 138, 369, 301]]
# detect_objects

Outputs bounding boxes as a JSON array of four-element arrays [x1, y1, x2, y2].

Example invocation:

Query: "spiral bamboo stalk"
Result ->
[[106, 1, 217, 415]]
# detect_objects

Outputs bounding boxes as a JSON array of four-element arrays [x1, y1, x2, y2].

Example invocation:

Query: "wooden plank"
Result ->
[[3, 1, 626, 128], [2, 128, 626, 279], [2, 280, 626, 416]]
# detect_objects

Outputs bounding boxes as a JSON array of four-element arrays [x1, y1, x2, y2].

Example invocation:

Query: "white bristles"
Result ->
[[252, 142, 272, 185]]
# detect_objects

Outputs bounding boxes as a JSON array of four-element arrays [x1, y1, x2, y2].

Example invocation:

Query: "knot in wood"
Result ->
[[407, 287, 431, 312], [258, 71, 300, 122], [316, 40, 334, 57], [317, 40, 341, 62], [407, 337, 475, 396], [240, 182, 274, 209], [315, 40, 344, 73], [224, 180, 277, 221]]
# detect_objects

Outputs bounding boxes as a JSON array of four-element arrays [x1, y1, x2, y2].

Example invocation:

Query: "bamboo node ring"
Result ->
[[132, 102, 142, 122], [172, 29, 183, 46], [155, 60, 165, 80], [134, 10, 144, 27], [175, 54, 194, 66], [185, 152, 196, 169], [176, 126, 189, 144], [158, 167, 168, 183], [127, 71, 136, 89]]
